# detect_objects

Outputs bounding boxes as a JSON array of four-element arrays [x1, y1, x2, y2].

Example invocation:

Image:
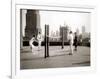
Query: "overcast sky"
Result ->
[[40, 10, 91, 35]]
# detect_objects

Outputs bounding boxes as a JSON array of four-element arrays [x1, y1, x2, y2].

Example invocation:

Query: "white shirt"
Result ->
[[68, 33, 73, 44]]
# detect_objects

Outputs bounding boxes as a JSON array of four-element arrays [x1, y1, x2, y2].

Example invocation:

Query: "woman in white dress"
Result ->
[[29, 35, 36, 53]]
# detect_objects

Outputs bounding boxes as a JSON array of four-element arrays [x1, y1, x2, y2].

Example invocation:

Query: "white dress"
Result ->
[[29, 37, 35, 52]]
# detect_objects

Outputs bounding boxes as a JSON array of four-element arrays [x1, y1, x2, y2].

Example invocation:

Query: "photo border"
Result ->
[[11, 3, 96, 79]]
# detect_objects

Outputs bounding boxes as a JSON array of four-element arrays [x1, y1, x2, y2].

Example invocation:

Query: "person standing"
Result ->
[[74, 32, 78, 51], [37, 32, 42, 51], [68, 31, 74, 55]]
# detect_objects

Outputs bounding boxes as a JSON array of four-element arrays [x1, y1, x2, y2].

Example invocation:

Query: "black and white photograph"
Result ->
[[0, 0, 99, 79], [20, 8, 91, 69]]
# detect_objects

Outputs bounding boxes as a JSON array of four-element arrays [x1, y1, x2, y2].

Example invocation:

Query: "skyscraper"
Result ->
[[76, 28, 79, 35], [60, 25, 69, 42], [82, 26, 86, 34], [20, 9, 41, 48]]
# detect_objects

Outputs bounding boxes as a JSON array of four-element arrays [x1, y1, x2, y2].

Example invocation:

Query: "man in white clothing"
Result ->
[[37, 32, 42, 51], [68, 31, 74, 55]]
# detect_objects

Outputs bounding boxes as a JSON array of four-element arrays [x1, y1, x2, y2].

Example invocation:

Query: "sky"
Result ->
[[39, 10, 91, 35]]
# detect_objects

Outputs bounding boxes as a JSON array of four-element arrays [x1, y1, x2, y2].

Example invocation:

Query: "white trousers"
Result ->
[[70, 42, 73, 54]]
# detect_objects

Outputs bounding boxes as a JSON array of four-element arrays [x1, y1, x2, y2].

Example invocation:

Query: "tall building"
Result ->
[[25, 10, 41, 40], [56, 30, 59, 37], [20, 9, 41, 48], [82, 26, 86, 34], [20, 9, 41, 41], [81, 26, 90, 39], [60, 26, 69, 42], [76, 28, 79, 35]]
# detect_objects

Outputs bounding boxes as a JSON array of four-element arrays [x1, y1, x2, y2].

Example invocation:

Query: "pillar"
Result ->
[[44, 25, 49, 58]]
